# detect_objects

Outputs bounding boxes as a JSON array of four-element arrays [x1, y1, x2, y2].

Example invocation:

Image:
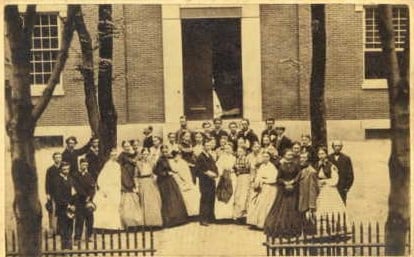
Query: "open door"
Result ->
[[182, 18, 242, 120]]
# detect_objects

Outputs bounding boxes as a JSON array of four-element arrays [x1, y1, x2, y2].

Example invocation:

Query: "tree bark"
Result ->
[[6, 5, 77, 256], [377, 5, 410, 255], [73, 6, 101, 137], [310, 4, 328, 148], [97, 4, 118, 162], [74, 5, 117, 173]]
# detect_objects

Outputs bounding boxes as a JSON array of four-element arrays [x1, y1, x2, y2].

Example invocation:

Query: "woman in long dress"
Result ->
[[247, 151, 278, 229], [264, 148, 303, 238], [135, 148, 163, 227], [169, 150, 200, 216], [214, 143, 237, 221], [94, 149, 123, 230], [193, 132, 205, 158], [233, 147, 251, 222], [154, 145, 188, 227], [179, 132, 197, 184], [314, 147, 346, 219], [118, 141, 143, 229]]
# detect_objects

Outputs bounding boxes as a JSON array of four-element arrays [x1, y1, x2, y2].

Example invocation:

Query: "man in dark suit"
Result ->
[[45, 152, 63, 235], [53, 162, 76, 250], [328, 140, 354, 205], [195, 139, 218, 226], [274, 126, 292, 156], [237, 118, 259, 152], [261, 118, 277, 144], [85, 143, 100, 181], [72, 159, 96, 243], [228, 121, 239, 152], [62, 136, 92, 177], [211, 118, 228, 149], [176, 116, 192, 144]]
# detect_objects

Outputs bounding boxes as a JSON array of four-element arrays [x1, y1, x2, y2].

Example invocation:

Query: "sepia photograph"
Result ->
[[2, 1, 412, 256]]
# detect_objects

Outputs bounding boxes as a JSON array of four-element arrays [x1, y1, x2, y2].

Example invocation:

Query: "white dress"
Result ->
[[215, 153, 237, 220], [316, 164, 347, 218], [169, 158, 200, 216], [94, 160, 123, 230], [247, 162, 278, 229]]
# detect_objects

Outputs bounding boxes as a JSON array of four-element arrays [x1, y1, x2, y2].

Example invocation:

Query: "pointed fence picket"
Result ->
[[263, 212, 411, 256], [5, 228, 156, 257]]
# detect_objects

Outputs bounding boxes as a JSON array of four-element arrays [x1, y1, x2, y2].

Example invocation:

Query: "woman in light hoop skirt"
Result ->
[[314, 146, 347, 220], [94, 149, 123, 230]]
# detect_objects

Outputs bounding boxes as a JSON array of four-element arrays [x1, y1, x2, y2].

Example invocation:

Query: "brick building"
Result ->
[[5, 4, 409, 144]]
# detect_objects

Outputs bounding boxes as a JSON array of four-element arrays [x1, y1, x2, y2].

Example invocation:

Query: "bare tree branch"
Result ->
[[32, 5, 77, 121], [73, 5, 100, 137]]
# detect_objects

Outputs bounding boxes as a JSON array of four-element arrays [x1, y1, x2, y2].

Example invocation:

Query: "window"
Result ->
[[363, 6, 408, 88], [30, 13, 60, 86]]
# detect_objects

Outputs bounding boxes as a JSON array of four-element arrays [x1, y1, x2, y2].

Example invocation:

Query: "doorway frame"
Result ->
[[162, 4, 262, 123]]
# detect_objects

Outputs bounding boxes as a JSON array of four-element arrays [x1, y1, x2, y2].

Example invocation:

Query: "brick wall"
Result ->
[[260, 4, 311, 121], [36, 5, 128, 127], [123, 5, 165, 123], [260, 4, 389, 121], [325, 4, 389, 120]]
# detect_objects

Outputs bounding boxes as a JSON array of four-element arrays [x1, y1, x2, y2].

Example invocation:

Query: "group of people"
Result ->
[[44, 116, 354, 249]]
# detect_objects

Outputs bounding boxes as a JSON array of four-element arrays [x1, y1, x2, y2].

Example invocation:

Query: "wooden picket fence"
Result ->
[[263, 213, 411, 256], [5, 228, 156, 256]]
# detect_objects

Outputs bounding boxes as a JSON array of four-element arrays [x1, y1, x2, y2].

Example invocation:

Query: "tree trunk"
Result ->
[[6, 5, 76, 256], [97, 4, 117, 162], [74, 5, 117, 173], [377, 5, 410, 255], [73, 6, 100, 137], [310, 4, 328, 148]]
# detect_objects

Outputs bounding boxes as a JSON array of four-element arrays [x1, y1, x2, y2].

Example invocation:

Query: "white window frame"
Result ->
[[18, 5, 67, 96], [361, 5, 407, 90]]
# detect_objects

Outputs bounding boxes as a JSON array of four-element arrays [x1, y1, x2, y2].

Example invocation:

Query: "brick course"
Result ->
[[21, 4, 390, 128]]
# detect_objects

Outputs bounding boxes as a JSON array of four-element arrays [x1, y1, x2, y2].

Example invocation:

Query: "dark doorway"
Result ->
[[182, 18, 242, 120]]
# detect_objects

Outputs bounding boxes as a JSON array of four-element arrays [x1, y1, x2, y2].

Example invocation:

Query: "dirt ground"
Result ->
[[4, 139, 392, 255]]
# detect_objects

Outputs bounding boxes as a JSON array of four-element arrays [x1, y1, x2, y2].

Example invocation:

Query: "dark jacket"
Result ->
[[117, 152, 137, 192], [211, 129, 228, 149], [153, 156, 173, 182], [328, 153, 354, 191], [143, 135, 154, 149], [72, 170, 96, 203], [195, 151, 218, 190], [62, 141, 91, 176], [45, 164, 61, 197], [53, 174, 75, 216], [237, 129, 259, 151], [85, 150, 100, 181], [274, 135, 292, 156]]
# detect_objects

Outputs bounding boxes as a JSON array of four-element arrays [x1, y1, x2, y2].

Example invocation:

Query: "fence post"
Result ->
[[101, 232, 106, 256], [368, 223, 372, 256], [126, 229, 130, 257], [93, 232, 98, 257], [117, 229, 122, 257], [150, 227, 154, 257], [351, 223, 356, 256], [109, 231, 114, 257], [142, 228, 147, 257], [359, 223, 364, 256]]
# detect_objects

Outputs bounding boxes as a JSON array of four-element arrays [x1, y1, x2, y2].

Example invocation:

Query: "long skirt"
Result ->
[[247, 184, 277, 229], [94, 190, 122, 230], [215, 172, 237, 220], [119, 192, 143, 229], [233, 174, 251, 219], [316, 185, 347, 220], [136, 177, 163, 227], [264, 188, 302, 238], [157, 177, 188, 227]]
